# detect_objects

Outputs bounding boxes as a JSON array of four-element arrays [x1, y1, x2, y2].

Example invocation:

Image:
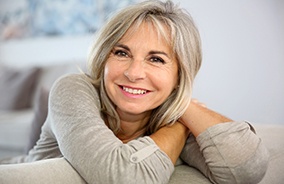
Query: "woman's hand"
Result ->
[[179, 99, 232, 137], [150, 121, 190, 164]]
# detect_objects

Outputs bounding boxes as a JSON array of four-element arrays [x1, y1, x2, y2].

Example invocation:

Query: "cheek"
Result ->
[[103, 63, 114, 91], [105, 59, 122, 72], [104, 61, 123, 85], [103, 64, 109, 84], [150, 72, 177, 95], [160, 69, 179, 92], [103, 64, 115, 100], [104, 62, 116, 80]]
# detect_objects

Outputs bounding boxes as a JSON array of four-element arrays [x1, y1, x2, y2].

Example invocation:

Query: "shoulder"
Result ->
[[52, 73, 95, 91], [54, 73, 92, 86], [50, 73, 100, 103]]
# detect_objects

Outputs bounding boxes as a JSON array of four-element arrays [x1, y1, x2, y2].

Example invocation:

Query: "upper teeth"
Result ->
[[123, 87, 147, 95]]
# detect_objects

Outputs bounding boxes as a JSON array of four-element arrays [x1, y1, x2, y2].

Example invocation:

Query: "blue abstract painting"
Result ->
[[0, 0, 138, 40]]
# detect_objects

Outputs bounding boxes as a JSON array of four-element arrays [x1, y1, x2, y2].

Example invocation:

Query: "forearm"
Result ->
[[49, 74, 175, 183], [181, 121, 269, 184], [150, 122, 190, 164], [180, 100, 232, 137], [179, 99, 269, 183]]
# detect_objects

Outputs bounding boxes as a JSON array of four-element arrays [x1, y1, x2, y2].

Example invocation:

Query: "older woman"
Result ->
[[0, 1, 269, 183]]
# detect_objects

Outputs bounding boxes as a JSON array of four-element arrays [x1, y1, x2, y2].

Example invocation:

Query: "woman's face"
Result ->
[[104, 22, 178, 118]]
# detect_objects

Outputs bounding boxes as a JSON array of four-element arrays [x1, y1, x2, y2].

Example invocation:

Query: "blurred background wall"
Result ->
[[0, 0, 283, 125], [175, 0, 284, 125]]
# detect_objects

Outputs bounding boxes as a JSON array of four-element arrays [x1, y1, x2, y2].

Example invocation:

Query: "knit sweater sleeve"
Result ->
[[48, 74, 174, 184], [180, 121, 269, 184]]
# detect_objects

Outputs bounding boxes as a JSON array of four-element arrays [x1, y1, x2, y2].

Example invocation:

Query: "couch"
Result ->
[[0, 62, 85, 158], [0, 34, 91, 157], [0, 36, 283, 184]]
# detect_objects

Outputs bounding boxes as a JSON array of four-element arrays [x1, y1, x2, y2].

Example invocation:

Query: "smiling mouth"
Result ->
[[122, 86, 147, 95]]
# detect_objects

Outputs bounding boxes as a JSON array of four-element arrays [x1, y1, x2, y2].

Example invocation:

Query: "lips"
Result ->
[[122, 86, 147, 95]]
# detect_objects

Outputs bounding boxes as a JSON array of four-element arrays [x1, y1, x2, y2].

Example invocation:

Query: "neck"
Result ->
[[116, 110, 151, 143]]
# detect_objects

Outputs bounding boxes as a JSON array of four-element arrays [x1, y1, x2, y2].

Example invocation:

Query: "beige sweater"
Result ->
[[0, 74, 269, 184]]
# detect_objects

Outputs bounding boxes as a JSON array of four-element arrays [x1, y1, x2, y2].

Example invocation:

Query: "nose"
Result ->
[[124, 59, 146, 82]]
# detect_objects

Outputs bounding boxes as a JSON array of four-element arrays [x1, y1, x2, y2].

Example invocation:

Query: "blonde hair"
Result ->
[[88, 0, 202, 134]]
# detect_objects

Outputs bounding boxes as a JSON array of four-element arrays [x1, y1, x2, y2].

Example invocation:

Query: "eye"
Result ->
[[149, 56, 166, 64], [113, 49, 129, 58]]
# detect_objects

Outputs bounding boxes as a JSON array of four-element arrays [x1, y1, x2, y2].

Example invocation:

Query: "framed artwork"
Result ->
[[0, 0, 138, 40]]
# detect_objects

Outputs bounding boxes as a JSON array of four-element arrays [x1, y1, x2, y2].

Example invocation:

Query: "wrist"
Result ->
[[150, 121, 190, 164], [174, 121, 191, 136], [180, 99, 232, 137]]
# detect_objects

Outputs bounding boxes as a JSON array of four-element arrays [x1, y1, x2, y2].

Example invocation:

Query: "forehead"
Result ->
[[118, 21, 173, 55], [119, 20, 172, 49]]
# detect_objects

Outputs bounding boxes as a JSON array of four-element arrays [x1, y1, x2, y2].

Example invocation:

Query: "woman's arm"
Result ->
[[48, 74, 188, 184], [179, 100, 269, 184], [150, 121, 189, 164], [179, 99, 231, 137]]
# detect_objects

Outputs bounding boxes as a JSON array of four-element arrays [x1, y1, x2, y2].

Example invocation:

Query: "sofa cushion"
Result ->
[[170, 165, 211, 184], [0, 109, 34, 158], [0, 65, 41, 110], [25, 87, 49, 153], [253, 124, 284, 184]]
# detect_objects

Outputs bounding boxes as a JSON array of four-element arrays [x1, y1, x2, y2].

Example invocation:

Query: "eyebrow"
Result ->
[[114, 43, 170, 59], [115, 43, 130, 51], [149, 51, 170, 59]]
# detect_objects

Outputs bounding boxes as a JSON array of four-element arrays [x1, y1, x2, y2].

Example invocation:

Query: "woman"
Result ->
[[0, 0, 269, 183]]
